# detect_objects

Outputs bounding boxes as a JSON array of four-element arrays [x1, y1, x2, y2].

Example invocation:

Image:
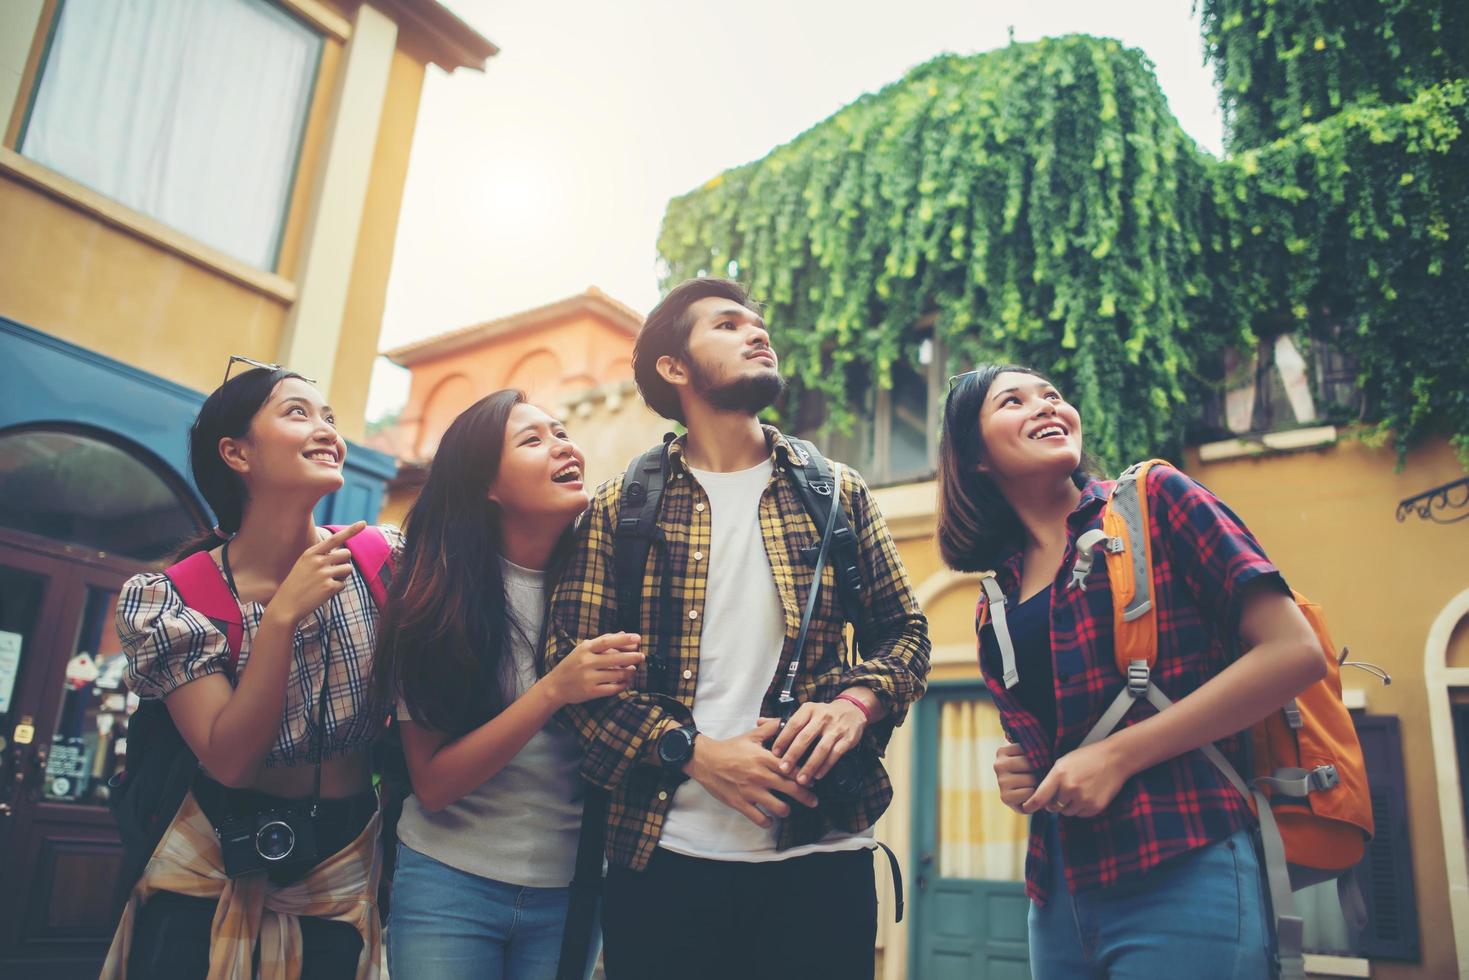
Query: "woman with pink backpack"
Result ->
[[105, 362, 398, 977]]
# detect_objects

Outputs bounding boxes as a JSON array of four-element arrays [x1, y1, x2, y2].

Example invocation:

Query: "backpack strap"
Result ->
[[783, 437, 864, 645], [1072, 459, 1310, 980], [613, 435, 676, 638], [977, 573, 1019, 689], [327, 524, 393, 609], [164, 551, 244, 678]]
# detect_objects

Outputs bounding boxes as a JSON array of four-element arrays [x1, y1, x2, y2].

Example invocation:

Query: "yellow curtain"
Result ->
[[937, 699, 1029, 881]]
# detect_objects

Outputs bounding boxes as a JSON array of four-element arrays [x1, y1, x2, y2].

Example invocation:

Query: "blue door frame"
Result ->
[[910, 681, 1032, 980], [1, 317, 395, 532]]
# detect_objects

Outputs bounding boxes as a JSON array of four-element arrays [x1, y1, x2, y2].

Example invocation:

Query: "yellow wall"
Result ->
[[0, 175, 291, 384], [0, 2, 447, 445], [1185, 436, 1466, 979]]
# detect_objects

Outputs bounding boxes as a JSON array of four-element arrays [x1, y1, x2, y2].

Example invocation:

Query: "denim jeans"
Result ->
[[1028, 815, 1273, 979], [387, 843, 599, 980]]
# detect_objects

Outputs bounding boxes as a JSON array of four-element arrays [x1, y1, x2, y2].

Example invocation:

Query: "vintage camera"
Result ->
[[216, 806, 317, 877], [770, 712, 870, 805]]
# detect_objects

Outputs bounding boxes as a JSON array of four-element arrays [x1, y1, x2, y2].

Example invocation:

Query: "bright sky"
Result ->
[[369, 0, 1225, 421]]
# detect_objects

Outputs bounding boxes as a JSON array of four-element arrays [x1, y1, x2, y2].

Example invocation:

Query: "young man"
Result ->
[[546, 277, 931, 979]]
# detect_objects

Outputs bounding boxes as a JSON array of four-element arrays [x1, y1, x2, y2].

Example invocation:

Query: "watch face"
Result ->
[[659, 727, 692, 765]]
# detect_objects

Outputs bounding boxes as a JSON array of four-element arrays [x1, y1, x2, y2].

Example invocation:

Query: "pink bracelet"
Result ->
[[834, 692, 874, 723]]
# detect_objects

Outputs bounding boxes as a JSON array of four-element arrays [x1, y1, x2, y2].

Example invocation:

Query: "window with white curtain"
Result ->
[[21, 0, 321, 270]]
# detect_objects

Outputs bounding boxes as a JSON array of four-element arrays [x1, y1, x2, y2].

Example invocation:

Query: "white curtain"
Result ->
[[937, 698, 1029, 881], [22, 0, 319, 269]]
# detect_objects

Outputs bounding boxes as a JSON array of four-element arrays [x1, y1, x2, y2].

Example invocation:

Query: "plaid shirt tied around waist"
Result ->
[[546, 426, 931, 871], [977, 468, 1286, 904]]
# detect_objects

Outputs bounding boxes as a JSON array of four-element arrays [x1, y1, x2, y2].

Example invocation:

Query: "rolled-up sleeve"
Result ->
[[1151, 467, 1288, 631], [545, 480, 694, 790], [116, 572, 231, 700], [834, 466, 931, 740]]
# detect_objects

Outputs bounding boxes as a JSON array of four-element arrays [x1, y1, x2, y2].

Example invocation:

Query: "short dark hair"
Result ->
[[633, 277, 760, 423], [935, 363, 1099, 571]]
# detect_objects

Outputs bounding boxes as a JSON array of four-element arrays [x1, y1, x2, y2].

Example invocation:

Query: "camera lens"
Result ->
[[255, 820, 296, 862]]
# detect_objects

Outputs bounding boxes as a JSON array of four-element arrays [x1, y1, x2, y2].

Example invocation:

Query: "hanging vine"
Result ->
[[1209, 80, 1469, 462], [659, 27, 1469, 469], [1198, 0, 1469, 150], [660, 36, 1226, 469]]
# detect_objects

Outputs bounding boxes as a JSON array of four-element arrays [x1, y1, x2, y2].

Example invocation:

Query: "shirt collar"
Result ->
[[665, 424, 796, 474], [989, 475, 1113, 591]]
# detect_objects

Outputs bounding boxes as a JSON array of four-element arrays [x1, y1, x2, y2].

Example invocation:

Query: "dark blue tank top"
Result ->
[[980, 584, 1055, 739]]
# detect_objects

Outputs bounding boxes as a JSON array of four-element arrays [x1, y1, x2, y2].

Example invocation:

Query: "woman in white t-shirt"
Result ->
[[372, 389, 642, 979]]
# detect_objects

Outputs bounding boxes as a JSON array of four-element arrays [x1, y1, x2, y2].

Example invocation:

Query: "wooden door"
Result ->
[[0, 531, 143, 978]]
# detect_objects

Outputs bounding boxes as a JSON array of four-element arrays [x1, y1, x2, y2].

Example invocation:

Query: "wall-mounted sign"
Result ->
[[0, 631, 21, 713]]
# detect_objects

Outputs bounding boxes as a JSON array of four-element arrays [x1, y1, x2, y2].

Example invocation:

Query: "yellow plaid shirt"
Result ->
[[546, 426, 930, 870]]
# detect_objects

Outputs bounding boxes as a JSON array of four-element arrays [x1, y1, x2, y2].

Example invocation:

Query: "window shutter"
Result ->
[[1353, 714, 1420, 960]]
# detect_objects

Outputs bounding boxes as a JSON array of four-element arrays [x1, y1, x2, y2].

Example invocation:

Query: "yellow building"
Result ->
[[0, 2, 493, 975]]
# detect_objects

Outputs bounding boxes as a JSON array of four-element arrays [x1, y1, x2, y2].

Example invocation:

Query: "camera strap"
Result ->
[[220, 540, 333, 819], [776, 461, 843, 724]]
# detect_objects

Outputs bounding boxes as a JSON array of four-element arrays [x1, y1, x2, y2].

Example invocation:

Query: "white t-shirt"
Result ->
[[395, 560, 584, 887], [657, 459, 872, 862]]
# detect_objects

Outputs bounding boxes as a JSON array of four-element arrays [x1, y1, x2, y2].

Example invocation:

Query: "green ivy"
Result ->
[[1209, 81, 1469, 462], [658, 33, 1469, 469], [1198, 0, 1469, 150], [660, 37, 1227, 469]]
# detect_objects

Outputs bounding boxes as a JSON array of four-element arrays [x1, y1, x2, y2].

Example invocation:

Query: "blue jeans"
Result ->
[[1028, 816, 1272, 979], [387, 843, 600, 980]]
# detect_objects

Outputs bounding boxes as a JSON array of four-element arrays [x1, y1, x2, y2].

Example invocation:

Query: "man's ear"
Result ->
[[656, 354, 690, 390], [218, 436, 250, 476]]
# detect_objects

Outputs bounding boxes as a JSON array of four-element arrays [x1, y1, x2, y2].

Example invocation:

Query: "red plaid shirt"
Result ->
[[977, 468, 1285, 904]]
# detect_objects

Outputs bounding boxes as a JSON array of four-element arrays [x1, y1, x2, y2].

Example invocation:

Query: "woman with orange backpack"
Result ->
[[104, 362, 399, 978], [936, 364, 1328, 978]]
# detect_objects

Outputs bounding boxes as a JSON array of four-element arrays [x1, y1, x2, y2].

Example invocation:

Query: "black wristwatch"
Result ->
[[656, 725, 698, 781]]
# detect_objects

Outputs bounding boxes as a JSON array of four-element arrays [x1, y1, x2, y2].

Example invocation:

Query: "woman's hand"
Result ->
[[545, 632, 643, 706], [1022, 739, 1129, 818], [993, 742, 1039, 813], [263, 521, 365, 627]]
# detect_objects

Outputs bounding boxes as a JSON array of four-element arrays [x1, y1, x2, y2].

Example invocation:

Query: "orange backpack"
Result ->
[[980, 460, 1376, 980]]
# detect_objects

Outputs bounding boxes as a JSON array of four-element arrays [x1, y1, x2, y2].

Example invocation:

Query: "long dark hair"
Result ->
[[936, 363, 1099, 572], [372, 389, 575, 736], [175, 366, 308, 559]]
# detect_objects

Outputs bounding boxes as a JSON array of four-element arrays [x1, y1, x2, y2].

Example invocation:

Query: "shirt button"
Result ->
[[682, 669, 693, 680], [658, 791, 669, 801], [695, 502, 705, 512], [692, 551, 704, 561], [688, 609, 699, 620]]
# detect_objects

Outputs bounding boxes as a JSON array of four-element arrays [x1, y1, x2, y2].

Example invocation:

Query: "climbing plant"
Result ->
[[1208, 80, 1469, 461], [659, 25, 1469, 468], [660, 36, 1231, 468], [1198, 0, 1469, 150]]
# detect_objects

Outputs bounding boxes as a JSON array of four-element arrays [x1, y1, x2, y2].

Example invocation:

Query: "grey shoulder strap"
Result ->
[[979, 574, 1019, 689]]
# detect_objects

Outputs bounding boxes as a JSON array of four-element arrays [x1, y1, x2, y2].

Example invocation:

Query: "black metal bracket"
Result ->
[[1395, 476, 1469, 524]]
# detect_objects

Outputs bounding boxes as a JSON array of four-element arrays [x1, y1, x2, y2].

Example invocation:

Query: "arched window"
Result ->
[[0, 426, 205, 560]]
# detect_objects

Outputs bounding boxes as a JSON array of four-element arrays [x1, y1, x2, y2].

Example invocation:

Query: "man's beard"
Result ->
[[687, 356, 786, 415]]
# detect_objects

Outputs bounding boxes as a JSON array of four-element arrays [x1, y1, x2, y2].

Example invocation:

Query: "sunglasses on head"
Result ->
[[222, 355, 316, 387], [946, 370, 978, 392]]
